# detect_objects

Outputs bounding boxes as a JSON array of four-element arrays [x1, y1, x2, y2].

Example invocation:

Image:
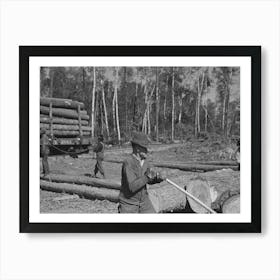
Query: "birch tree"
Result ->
[[114, 67, 121, 143], [101, 79, 109, 137], [155, 67, 160, 141], [91, 67, 96, 139], [171, 67, 175, 141], [222, 67, 233, 137]]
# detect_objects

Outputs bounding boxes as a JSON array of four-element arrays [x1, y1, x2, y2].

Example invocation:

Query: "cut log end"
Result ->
[[222, 194, 240, 213], [186, 177, 212, 213]]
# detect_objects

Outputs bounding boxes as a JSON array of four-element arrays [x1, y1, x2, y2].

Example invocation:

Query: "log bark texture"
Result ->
[[148, 182, 187, 212], [41, 174, 121, 190], [153, 162, 238, 172], [45, 130, 90, 136], [41, 123, 91, 131], [40, 106, 90, 120], [40, 97, 85, 109], [40, 180, 119, 203], [40, 116, 89, 126], [98, 157, 238, 172], [187, 160, 238, 166]]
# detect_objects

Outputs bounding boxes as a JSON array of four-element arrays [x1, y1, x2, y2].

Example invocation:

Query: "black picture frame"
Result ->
[[20, 46, 261, 233]]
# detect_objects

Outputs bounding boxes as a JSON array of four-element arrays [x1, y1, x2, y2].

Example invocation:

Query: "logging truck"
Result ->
[[40, 97, 92, 156]]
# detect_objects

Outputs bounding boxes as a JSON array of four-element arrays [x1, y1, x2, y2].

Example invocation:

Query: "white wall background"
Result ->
[[0, 0, 279, 279]]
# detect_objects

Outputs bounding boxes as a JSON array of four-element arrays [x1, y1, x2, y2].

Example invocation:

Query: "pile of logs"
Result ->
[[40, 97, 91, 137], [40, 172, 240, 213]]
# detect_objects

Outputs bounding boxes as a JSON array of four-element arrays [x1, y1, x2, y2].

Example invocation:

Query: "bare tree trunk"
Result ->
[[95, 88, 99, 135], [171, 67, 175, 141], [147, 101, 151, 135], [196, 71, 205, 136], [115, 68, 121, 144], [142, 84, 148, 134], [178, 92, 183, 125], [197, 82, 201, 134], [91, 67, 96, 139], [148, 85, 155, 136], [202, 106, 215, 129], [100, 92, 103, 135], [133, 82, 138, 126], [222, 67, 232, 137], [224, 74, 232, 137], [124, 68, 128, 134], [164, 75, 168, 120], [112, 83, 116, 133], [194, 97, 198, 137], [101, 80, 109, 138], [205, 84, 208, 132], [142, 114, 146, 133], [222, 93, 226, 132], [155, 67, 159, 141]]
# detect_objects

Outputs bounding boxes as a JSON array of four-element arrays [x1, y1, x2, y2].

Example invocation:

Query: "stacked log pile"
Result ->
[[40, 97, 91, 137], [40, 170, 240, 213]]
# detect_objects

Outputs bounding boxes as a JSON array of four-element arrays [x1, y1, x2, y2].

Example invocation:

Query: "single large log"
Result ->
[[40, 180, 119, 203], [98, 157, 238, 172], [160, 160, 238, 166], [40, 97, 85, 109], [40, 106, 90, 120], [152, 162, 238, 172], [45, 130, 91, 136], [41, 174, 121, 190], [41, 123, 91, 131], [193, 160, 238, 166], [40, 115, 89, 126]]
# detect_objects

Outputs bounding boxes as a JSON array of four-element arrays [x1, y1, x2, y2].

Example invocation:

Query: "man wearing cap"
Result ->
[[93, 135, 105, 178], [118, 131, 165, 213], [40, 128, 50, 176]]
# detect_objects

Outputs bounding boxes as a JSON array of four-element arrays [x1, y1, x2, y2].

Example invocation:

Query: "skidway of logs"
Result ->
[[40, 171, 240, 213]]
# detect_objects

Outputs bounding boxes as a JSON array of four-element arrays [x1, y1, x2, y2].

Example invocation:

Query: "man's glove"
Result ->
[[145, 168, 165, 184], [156, 171, 166, 182]]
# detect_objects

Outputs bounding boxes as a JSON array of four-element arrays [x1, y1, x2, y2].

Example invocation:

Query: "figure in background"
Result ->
[[93, 134, 105, 178], [234, 139, 240, 171], [118, 131, 165, 213], [40, 128, 50, 176]]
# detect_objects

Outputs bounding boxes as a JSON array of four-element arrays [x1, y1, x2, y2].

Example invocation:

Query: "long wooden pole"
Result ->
[[165, 178, 217, 214]]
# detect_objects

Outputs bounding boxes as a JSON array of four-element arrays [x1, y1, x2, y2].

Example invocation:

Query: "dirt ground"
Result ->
[[40, 140, 240, 213]]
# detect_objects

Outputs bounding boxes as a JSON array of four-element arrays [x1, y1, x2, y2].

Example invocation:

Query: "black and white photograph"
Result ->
[[39, 66, 240, 215], [3, 0, 280, 279], [20, 46, 260, 232]]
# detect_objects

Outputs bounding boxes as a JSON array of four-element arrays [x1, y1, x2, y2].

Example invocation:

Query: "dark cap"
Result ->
[[98, 134, 104, 141], [131, 131, 149, 149]]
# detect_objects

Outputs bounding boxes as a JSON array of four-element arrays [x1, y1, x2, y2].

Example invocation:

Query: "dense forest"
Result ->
[[40, 66, 240, 143]]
